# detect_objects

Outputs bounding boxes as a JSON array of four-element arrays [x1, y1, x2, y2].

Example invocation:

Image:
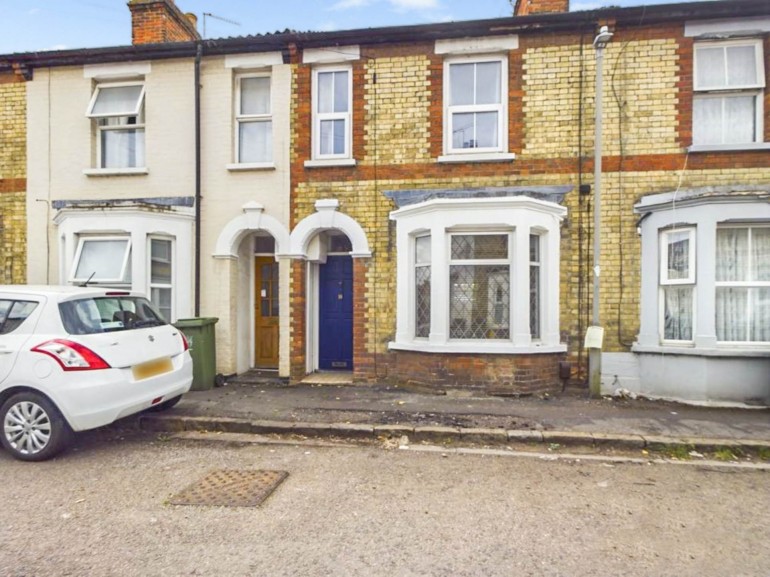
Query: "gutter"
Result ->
[[194, 41, 202, 317], [1, 0, 767, 70]]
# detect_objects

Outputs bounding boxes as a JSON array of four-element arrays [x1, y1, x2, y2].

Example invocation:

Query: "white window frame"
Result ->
[[448, 232, 512, 341], [86, 81, 146, 170], [660, 228, 696, 285], [234, 73, 273, 165], [413, 234, 431, 340], [148, 236, 175, 322], [529, 233, 542, 341], [692, 39, 765, 147], [443, 55, 507, 157], [658, 228, 696, 344], [390, 196, 566, 355], [70, 236, 132, 284], [312, 65, 353, 161], [715, 225, 770, 344]]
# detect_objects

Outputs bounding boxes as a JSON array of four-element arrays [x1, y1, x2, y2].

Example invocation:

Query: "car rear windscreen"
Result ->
[[59, 296, 166, 335]]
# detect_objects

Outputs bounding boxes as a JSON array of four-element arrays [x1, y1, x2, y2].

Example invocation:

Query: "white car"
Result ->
[[0, 286, 193, 461]]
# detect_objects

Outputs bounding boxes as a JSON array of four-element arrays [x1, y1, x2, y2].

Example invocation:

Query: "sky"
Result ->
[[0, 0, 716, 54]]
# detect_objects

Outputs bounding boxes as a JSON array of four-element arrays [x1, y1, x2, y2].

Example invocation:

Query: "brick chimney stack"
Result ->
[[128, 0, 200, 45], [514, 0, 569, 16]]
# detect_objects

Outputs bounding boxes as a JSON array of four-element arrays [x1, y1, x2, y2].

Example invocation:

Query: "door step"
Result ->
[[227, 369, 288, 386], [301, 371, 354, 386]]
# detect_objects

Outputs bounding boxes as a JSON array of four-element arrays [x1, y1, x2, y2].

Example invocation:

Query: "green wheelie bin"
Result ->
[[174, 317, 218, 391]]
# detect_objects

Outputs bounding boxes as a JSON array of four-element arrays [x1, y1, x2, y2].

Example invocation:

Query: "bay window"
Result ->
[[389, 192, 566, 354], [449, 233, 510, 340], [149, 238, 174, 321], [660, 228, 695, 342], [414, 235, 431, 339], [71, 237, 132, 285], [716, 226, 770, 343]]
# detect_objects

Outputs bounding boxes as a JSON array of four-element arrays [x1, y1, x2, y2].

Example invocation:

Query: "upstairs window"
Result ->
[[86, 82, 146, 169], [445, 57, 506, 155], [236, 74, 272, 164], [313, 67, 352, 159], [693, 40, 765, 147]]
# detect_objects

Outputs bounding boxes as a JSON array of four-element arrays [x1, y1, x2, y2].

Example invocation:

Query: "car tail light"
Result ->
[[32, 339, 111, 371], [180, 331, 189, 351]]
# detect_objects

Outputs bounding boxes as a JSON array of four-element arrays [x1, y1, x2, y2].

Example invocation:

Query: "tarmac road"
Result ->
[[1, 429, 768, 577]]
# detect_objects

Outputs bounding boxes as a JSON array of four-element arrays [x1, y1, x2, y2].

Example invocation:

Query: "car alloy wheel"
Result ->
[[1, 392, 72, 461]]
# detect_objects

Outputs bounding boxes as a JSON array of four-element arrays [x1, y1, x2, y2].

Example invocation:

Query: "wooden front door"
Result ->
[[254, 257, 279, 368]]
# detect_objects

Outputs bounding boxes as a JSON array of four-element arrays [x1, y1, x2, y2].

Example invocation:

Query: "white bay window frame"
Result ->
[[692, 39, 766, 149], [715, 225, 770, 344], [635, 189, 770, 353], [390, 196, 565, 354], [659, 228, 696, 344], [70, 236, 132, 285], [148, 236, 174, 322], [55, 209, 194, 322]]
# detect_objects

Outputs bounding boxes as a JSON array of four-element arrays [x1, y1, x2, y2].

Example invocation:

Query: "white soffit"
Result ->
[[685, 17, 770, 37], [302, 45, 360, 64], [435, 35, 518, 55], [84, 62, 151, 79], [225, 52, 283, 69]]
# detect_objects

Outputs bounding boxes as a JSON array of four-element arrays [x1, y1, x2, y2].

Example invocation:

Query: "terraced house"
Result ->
[[1, 0, 768, 405]]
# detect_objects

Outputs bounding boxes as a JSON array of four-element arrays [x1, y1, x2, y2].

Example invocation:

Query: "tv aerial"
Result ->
[[202, 12, 241, 38]]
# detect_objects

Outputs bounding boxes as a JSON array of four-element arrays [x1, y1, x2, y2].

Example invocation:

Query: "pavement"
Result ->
[[135, 379, 770, 455]]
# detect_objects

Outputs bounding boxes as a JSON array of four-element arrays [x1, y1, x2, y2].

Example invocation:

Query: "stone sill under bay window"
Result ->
[[83, 167, 149, 177], [389, 341, 567, 355], [632, 344, 770, 358]]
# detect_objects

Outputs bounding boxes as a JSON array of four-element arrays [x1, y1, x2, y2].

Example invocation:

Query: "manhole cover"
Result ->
[[169, 469, 289, 507]]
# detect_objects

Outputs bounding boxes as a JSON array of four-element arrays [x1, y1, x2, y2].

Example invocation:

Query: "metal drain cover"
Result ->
[[169, 469, 289, 507]]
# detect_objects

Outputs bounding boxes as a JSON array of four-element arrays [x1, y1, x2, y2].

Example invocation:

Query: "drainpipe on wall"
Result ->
[[194, 41, 202, 316]]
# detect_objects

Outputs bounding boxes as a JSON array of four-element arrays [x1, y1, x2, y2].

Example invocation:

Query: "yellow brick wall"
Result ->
[[0, 82, 26, 179], [0, 80, 27, 284], [363, 56, 432, 165], [523, 39, 681, 158]]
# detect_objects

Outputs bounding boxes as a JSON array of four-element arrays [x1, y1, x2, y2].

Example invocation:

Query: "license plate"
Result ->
[[132, 357, 173, 381]]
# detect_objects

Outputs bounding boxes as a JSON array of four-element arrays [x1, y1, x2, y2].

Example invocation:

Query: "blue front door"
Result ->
[[319, 255, 353, 370]]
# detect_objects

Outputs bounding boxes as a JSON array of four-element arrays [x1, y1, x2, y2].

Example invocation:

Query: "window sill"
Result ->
[[226, 162, 276, 172], [304, 158, 357, 168], [83, 168, 149, 177], [632, 343, 770, 358], [389, 340, 566, 355], [438, 152, 516, 164], [687, 143, 770, 153]]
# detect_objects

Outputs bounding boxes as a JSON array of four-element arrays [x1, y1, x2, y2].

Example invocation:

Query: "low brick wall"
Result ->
[[388, 350, 566, 395]]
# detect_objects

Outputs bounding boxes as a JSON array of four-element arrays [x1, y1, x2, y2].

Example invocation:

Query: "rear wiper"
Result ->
[[132, 319, 166, 328]]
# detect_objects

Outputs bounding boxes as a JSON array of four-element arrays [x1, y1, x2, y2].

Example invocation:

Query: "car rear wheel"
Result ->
[[1, 392, 73, 461]]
